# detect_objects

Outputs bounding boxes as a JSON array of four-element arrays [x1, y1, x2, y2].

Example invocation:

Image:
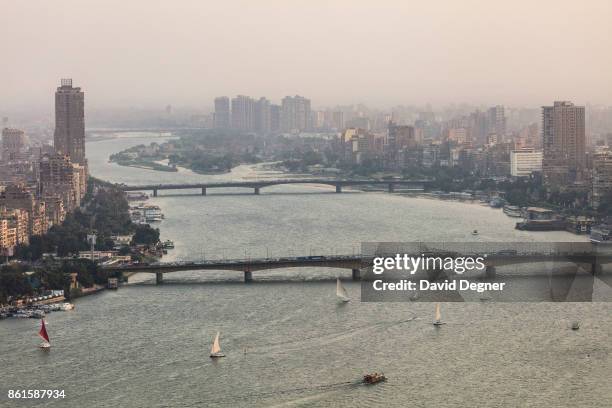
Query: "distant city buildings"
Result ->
[[213, 94, 311, 134]]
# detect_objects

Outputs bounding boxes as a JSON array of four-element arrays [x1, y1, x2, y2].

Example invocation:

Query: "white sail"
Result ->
[[336, 278, 350, 302], [211, 332, 222, 354], [435, 303, 442, 322]]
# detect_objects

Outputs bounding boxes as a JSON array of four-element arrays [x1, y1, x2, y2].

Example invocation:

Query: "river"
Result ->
[[0, 133, 610, 408]]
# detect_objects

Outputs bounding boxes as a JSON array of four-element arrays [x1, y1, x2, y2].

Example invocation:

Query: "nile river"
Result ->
[[0, 133, 610, 407]]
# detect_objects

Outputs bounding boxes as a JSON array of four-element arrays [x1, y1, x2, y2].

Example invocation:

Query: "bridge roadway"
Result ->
[[100, 252, 611, 284], [118, 178, 432, 196]]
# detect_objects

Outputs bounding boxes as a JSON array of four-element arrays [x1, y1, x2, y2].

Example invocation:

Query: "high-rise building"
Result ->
[[542, 101, 586, 184], [39, 153, 84, 211], [54, 79, 86, 166], [1, 128, 28, 161], [281, 95, 311, 133], [487, 105, 506, 139], [331, 111, 344, 130], [592, 151, 612, 208], [231, 95, 255, 131], [270, 104, 281, 133], [254, 98, 271, 134], [214, 97, 230, 129]]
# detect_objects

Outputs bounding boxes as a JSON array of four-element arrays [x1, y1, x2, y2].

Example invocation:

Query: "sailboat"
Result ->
[[336, 278, 350, 302], [210, 331, 225, 358], [38, 319, 51, 350], [433, 303, 445, 326]]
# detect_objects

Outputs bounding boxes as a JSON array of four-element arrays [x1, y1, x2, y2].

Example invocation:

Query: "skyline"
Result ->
[[1, 0, 612, 111]]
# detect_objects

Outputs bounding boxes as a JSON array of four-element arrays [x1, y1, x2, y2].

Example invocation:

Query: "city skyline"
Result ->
[[1, 1, 612, 110]]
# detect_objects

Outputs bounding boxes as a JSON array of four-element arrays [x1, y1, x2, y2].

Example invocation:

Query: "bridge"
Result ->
[[102, 255, 367, 284], [117, 178, 432, 196], [100, 250, 612, 284]]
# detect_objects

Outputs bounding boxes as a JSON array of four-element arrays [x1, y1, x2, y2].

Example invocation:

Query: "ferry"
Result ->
[[515, 207, 566, 231], [162, 240, 175, 249], [129, 205, 163, 223], [143, 205, 163, 222], [502, 205, 523, 218]]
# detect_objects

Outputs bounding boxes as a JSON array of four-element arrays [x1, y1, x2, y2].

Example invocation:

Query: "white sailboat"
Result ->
[[433, 303, 445, 326], [210, 331, 225, 358], [336, 278, 350, 302]]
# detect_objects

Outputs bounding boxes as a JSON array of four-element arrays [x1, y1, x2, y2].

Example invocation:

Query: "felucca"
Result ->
[[433, 303, 445, 326], [39, 319, 51, 350], [336, 278, 350, 302], [210, 331, 225, 358]]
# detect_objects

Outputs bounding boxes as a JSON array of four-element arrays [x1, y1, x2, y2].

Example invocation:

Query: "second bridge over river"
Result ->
[[101, 250, 611, 284], [118, 178, 431, 196]]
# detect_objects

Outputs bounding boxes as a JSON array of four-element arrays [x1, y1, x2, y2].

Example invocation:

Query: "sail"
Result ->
[[38, 319, 50, 343], [435, 303, 442, 322], [211, 332, 221, 354], [336, 278, 350, 301]]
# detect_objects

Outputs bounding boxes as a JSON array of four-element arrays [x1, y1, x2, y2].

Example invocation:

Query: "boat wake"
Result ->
[[200, 380, 358, 407]]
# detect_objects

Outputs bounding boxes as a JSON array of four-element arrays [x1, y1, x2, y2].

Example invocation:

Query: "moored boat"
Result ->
[[502, 205, 523, 218], [590, 221, 612, 244], [59, 303, 75, 311]]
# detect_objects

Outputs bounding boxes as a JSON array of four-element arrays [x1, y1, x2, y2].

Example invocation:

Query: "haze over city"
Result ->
[[2, 0, 612, 111]]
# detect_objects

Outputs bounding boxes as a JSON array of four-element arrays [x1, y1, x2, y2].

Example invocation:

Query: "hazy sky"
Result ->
[[2, 0, 611, 111]]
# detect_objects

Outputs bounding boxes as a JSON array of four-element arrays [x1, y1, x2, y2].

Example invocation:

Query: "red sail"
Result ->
[[38, 319, 50, 343]]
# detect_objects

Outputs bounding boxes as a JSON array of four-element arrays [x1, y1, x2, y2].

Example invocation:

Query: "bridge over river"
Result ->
[[118, 178, 432, 196], [101, 250, 612, 284]]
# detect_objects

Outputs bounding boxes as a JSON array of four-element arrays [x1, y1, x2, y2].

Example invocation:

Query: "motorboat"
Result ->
[[363, 372, 386, 384]]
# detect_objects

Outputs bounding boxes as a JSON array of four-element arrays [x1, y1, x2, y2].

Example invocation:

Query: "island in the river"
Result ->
[[109, 130, 262, 174]]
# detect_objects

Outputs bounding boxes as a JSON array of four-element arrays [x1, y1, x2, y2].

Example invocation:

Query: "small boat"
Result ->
[[363, 372, 386, 384], [210, 331, 225, 358], [162, 240, 174, 249], [14, 310, 33, 318], [336, 278, 350, 302], [471, 230, 478, 236], [571, 321, 580, 330], [39, 319, 51, 350], [503, 205, 523, 218], [59, 303, 74, 311], [32, 310, 46, 318], [433, 303, 445, 326]]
